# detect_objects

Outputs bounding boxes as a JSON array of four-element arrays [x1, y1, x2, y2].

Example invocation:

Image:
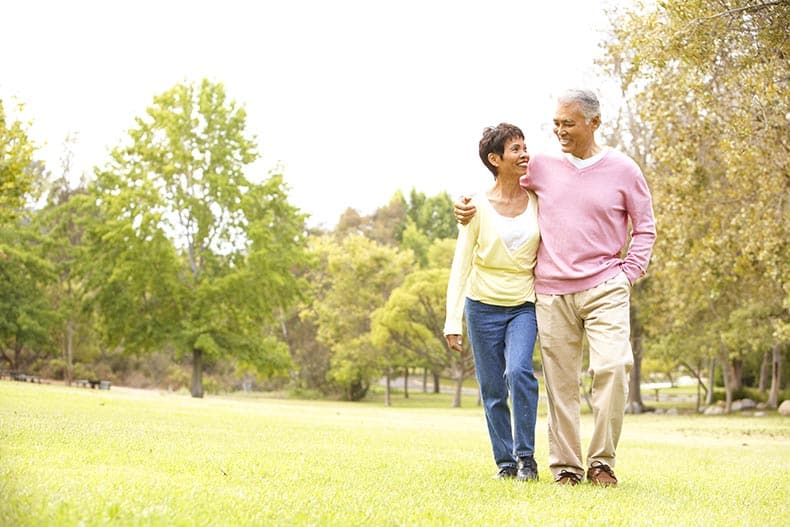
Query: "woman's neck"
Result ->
[[490, 175, 525, 199]]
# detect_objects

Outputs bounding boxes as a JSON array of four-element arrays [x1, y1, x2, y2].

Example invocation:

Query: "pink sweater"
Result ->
[[521, 149, 656, 294]]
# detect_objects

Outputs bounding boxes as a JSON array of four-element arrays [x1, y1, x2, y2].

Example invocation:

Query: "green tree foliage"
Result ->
[[333, 193, 407, 245], [0, 99, 37, 224], [291, 200, 460, 399], [0, 225, 58, 370], [332, 189, 456, 252], [366, 192, 408, 245], [371, 261, 474, 407], [400, 220, 432, 268], [402, 190, 457, 267], [308, 235, 414, 400], [31, 138, 100, 385], [87, 79, 308, 397], [35, 188, 91, 384], [603, 0, 789, 409], [404, 189, 457, 242]]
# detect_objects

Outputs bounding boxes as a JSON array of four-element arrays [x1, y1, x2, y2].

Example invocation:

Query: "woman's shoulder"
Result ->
[[468, 191, 493, 211], [465, 192, 493, 226]]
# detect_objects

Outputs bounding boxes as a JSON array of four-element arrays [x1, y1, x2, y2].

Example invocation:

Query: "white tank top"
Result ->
[[493, 208, 532, 252]]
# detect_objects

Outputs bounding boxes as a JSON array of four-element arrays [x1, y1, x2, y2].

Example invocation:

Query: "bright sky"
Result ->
[[2, 0, 623, 228]]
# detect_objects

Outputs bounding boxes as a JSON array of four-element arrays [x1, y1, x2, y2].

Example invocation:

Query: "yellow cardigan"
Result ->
[[443, 192, 540, 336]]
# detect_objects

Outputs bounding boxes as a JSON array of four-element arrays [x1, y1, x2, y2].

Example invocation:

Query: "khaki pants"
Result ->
[[536, 272, 633, 479]]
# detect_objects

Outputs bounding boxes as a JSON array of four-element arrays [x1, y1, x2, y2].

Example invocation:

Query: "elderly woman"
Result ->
[[444, 123, 540, 481]]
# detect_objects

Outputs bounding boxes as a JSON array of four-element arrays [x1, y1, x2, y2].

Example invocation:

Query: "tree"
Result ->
[[89, 79, 308, 397], [400, 190, 457, 267], [0, 225, 58, 371], [400, 220, 431, 268], [371, 265, 474, 407], [404, 189, 457, 242], [32, 136, 97, 385], [309, 235, 414, 400], [366, 192, 408, 245], [0, 99, 37, 224], [332, 189, 456, 252], [602, 0, 789, 410]]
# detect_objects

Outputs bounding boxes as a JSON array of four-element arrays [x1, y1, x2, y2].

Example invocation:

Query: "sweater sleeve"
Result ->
[[622, 166, 657, 284], [444, 208, 479, 335]]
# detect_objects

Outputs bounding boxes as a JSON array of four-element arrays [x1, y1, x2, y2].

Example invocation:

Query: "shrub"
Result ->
[[72, 362, 96, 380], [202, 376, 221, 395], [164, 365, 189, 391], [33, 358, 67, 380], [711, 387, 790, 405]]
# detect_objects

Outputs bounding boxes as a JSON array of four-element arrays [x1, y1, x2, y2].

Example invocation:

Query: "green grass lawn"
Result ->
[[1, 381, 789, 526]]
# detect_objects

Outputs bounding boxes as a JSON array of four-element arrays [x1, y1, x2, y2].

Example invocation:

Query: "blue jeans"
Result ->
[[465, 298, 539, 468]]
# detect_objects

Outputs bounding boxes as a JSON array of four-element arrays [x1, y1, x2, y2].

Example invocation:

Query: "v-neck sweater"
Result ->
[[444, 191, 540, 336], [521, 149, 656, 294]]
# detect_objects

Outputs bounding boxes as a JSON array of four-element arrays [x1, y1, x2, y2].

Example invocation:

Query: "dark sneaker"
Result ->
[[587, 462, 618, 486], [493, 466, 517, 479], [555, 470, 582, 485], [516, 456, 538, 481]]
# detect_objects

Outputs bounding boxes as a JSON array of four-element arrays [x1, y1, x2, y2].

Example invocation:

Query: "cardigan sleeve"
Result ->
[[444, 205, 480, 336]]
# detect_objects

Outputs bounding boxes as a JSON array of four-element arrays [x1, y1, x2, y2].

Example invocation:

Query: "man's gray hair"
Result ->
[[558, 89, 600, 123]]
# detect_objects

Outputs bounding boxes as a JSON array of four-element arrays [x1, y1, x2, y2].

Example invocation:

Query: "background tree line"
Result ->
[[1, 0, 788, 409], [0, 79, 467, 403], [600, 0, 788, 411]]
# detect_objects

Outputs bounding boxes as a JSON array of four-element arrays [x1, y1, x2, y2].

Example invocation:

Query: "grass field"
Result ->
[[1, 381, 789, 526]]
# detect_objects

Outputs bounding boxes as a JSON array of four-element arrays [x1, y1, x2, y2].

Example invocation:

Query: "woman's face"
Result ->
[[491, 137, 529, 177]]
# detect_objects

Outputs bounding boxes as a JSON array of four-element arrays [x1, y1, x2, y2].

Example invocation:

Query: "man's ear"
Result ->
[[591, 115, 601, 130], [487, 152, 500, 168]]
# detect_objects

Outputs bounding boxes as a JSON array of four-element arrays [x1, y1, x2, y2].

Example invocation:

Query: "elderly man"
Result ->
[[455, 89, 656, 485]]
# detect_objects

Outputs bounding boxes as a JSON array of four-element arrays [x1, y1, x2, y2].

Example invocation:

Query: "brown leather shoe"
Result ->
[[555, 470, 582, 485], [587, 462, 618, 486]]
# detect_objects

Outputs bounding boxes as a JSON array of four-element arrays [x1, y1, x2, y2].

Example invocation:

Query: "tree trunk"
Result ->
[[731, 357, 743, 391], [679, 360, 708, 412], [12, 344, 22, 371], [191, 348, 204, 398], [433, 372, 440, 394], [758, 350, 771, 392], [718, 343, 733, 413], [626, 331, 645, 414], [422, 368, 428, 392], [384, 368, 391, 407], [696, 360, 702, 413], [706, 356, 715, 405], [452, 363, 463, 408], [768, 342, 781, 408], [403, 367, 409, 399], [65, 319, 74, 386]]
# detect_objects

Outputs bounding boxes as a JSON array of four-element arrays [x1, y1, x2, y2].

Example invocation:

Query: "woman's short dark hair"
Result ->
[[479, 123, 524, 177]]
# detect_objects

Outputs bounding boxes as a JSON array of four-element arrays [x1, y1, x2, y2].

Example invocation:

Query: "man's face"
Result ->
[[552, 102, 599, 159]]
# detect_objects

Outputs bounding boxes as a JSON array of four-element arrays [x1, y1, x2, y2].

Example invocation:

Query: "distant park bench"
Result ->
[[0, 370, 42, 383], [75, 379, 112, 390]]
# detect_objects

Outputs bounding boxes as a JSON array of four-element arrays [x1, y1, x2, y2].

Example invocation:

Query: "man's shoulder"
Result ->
[[528, 152, 566, 179], [603, 147, 642, 171]]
